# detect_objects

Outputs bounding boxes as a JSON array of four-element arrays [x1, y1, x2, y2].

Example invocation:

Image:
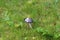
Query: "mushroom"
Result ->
[[24, 18, 33, 28]]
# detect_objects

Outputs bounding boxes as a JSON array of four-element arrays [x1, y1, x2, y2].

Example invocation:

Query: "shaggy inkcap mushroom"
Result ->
[[24, 18, 33, 23]]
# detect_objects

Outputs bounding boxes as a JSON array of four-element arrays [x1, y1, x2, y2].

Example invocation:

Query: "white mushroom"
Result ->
[[24, 18, 33, 28]]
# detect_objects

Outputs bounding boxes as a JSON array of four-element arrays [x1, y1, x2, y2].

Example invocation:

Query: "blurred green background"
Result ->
[[0, 0, 60, 40]]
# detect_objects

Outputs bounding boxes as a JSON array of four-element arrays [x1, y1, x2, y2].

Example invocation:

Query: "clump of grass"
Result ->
[[0, 0, 60, 40]]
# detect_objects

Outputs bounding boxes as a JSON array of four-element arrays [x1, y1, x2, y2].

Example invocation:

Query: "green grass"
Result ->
[[0, 0, 60, 40]]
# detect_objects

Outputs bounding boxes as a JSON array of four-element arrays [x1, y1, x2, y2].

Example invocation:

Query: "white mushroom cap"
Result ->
[[24, 18, 33, 23]]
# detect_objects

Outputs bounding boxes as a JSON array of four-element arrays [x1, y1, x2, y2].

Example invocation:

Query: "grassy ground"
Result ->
[[0, 0, 60, 40]]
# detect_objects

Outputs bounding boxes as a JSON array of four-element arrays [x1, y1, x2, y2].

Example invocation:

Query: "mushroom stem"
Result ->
[[28, 23, 32, 28]]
